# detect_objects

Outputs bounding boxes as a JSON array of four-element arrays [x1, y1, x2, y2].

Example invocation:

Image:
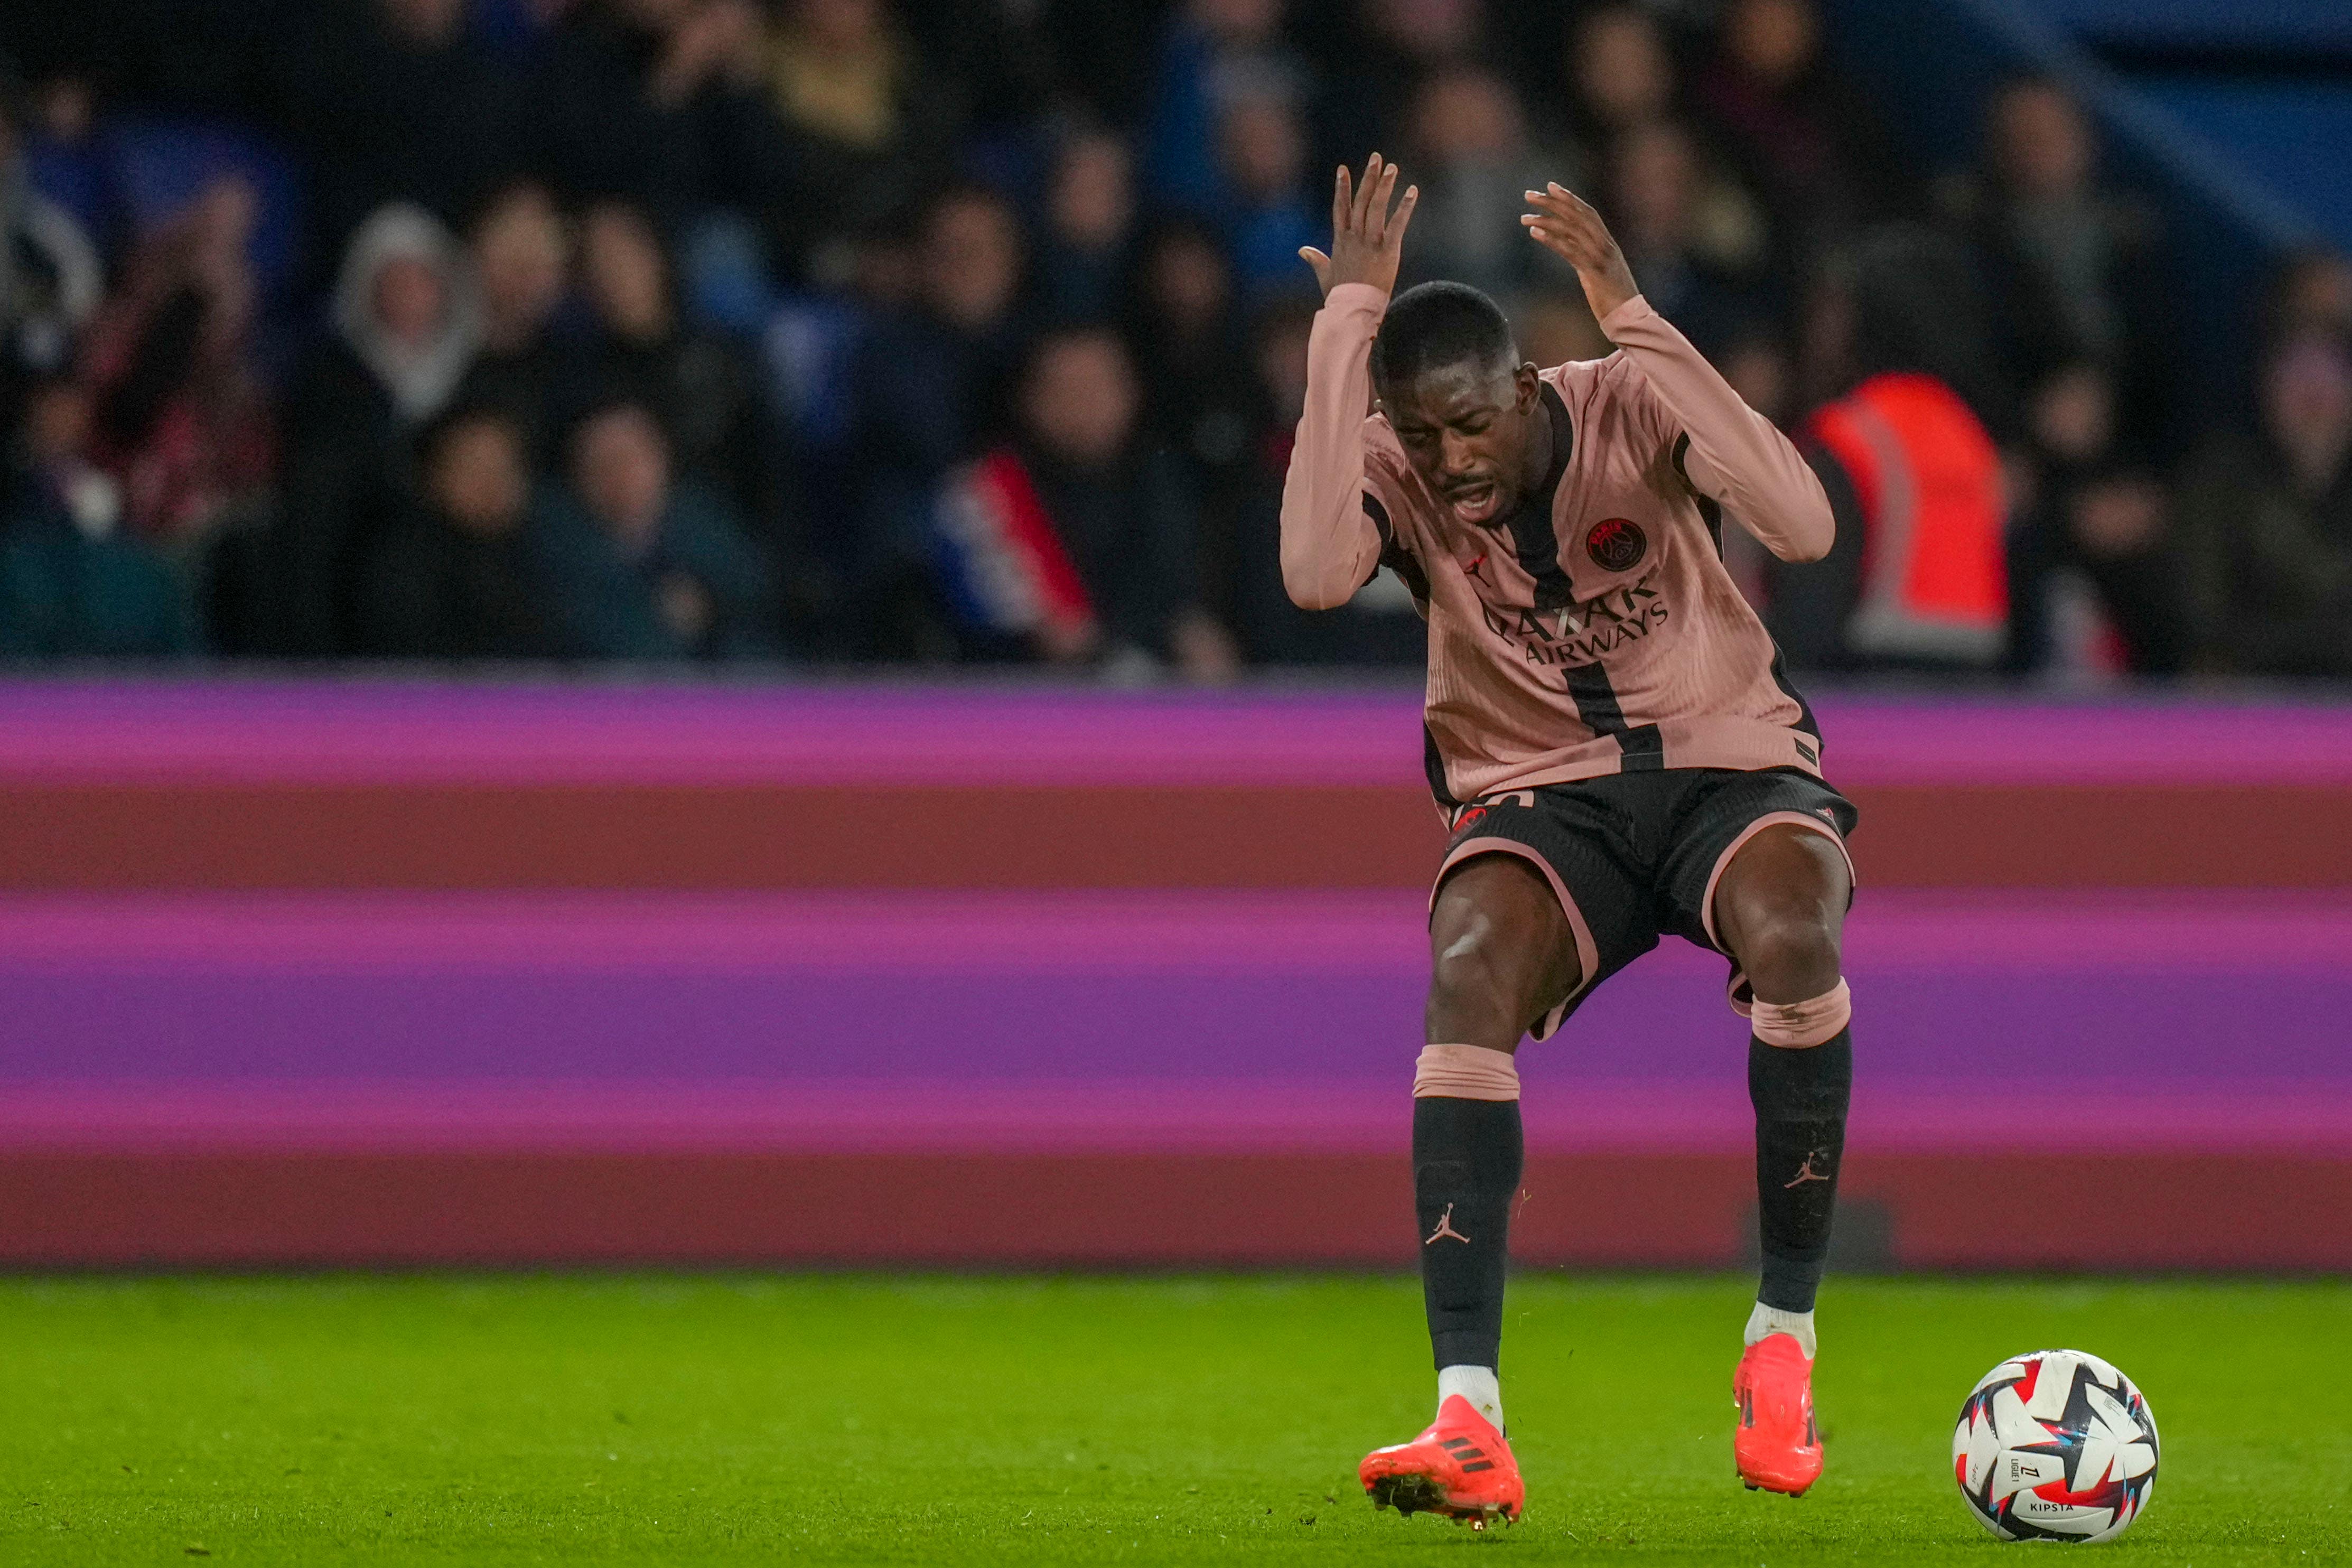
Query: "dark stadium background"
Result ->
[[0, 0, 2345, 1275]]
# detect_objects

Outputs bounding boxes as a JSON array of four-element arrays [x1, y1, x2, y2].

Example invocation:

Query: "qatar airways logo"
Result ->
[[1480, 583, 1668, 666]]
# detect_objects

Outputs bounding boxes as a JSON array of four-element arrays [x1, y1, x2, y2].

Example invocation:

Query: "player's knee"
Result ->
[[1734, 904, 1842, 1005], [1426, 924, 1532, 1047]]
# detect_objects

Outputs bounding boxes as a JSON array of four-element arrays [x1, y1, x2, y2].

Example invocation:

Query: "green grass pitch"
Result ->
[[4, 1275, 2346, 1564]]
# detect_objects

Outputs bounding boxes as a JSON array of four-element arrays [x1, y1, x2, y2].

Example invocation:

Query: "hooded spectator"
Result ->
[[353, 405, 567, 659], [76, 175, 275, 551], [0, 69, 102, 430], [328, 204, 484, 426], [274, 202, 481, 652], [537, 399, 775, 658], [2175, 332, 2352, 678]]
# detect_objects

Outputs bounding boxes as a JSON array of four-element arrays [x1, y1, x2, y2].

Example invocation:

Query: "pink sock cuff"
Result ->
[[1750, 979, 1852, 1049], [1413, 1044, 1522, 1100]]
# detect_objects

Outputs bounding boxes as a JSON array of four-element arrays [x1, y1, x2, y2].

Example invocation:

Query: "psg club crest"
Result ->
[[1585, 518, 1647, 572]]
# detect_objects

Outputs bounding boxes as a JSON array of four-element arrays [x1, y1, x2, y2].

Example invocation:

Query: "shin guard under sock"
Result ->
[[1749, 1025, 1851, 1313], [1412, 1049, 1524, 1372]]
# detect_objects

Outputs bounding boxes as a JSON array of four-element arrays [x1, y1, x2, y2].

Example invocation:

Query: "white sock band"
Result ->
[[1413, 1043, 1521, 1100], [1745, 1301, 1817, 1359], [1750, 978, 1852, 1049], [1438, 1364, 1504, 1430]]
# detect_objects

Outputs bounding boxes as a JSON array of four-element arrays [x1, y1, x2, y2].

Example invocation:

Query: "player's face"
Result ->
[[1383, 361, 1542, 528]]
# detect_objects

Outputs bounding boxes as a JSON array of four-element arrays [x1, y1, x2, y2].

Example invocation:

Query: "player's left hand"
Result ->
[[1522, 183, 1641, 323]]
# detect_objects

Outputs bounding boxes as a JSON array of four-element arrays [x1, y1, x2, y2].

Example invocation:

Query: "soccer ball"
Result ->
[[1952, 1349, 2159, 1544]]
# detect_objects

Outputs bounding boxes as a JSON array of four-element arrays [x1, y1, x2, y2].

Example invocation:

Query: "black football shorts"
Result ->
[[1430, 768, 1858, 1040]]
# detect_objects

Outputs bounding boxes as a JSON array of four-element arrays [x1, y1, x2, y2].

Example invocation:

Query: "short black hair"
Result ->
[[1371, 281, 1517, 392]]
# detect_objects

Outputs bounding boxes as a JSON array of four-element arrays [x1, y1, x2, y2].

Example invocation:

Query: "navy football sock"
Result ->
[[1414, 1095, 1524, 1372], [1750, 1028, 1851, 1313]]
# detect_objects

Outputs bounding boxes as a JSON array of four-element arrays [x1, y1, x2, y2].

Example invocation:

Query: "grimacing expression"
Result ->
[[1380, 359, 1543, 528]]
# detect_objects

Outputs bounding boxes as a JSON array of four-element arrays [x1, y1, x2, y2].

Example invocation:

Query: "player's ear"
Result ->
[[1514, 363, 1541, 412]]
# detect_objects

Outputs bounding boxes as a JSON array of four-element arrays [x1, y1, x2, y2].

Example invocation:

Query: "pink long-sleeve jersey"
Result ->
[[1280, 283, 1836, 806]]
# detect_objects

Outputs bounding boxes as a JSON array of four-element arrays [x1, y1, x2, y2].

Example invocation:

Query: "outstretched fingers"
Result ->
[[1365, 158, 1400, 244], [1388, 182, 1421, 246]]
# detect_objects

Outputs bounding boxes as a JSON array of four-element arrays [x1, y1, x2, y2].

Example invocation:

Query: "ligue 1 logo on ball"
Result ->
[[1586, 517, 1647, 572]]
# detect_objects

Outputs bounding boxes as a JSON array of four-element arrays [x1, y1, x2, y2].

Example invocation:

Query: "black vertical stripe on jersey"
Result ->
[[1767, 641, 1821, 741], [1562, 661, 1665, 771], [1673, 434, 1726, 557], [1500, 385, 1578, 611], [1423, 723, 1460, 810]]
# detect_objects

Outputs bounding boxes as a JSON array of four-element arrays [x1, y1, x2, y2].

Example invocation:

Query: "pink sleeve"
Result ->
[[1600, 294, 1834, 563], [1280, 283, 1390, 609]]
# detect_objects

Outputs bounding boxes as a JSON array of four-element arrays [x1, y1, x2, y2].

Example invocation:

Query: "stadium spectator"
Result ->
[[935, 325, 1235, 678], [758, 0, 957, 274], [2262, 246, 2352, 349], [352, 404, 566, 659], [1563, 5, 1675, 148], [2006, 361, 2187, 676], [2175, 332, 2352, 679], [1224, 295, 1423, 666], [844, 184, 1029, 652], [570, 197, 799, 601], [1035, 128, 1136, 325], [274, 202, 481, 653], [1397, 64, 1576, 304], [0, 66, 101, 431], [1126, 219, 1256, 542], [1691, 0, 1900, 263], [0, 376, 194, 658], [532, 0, 781, 226], [1145, 0, 1295, 221], [455, 182, 574, 460], [1311, 0, 1489, 181], [1773, 226, 2009, 673], [1605, 119, 1772, 354], [274, 0, 527, 263], [76, 175, 276, 552], [538, 399, 774, 659], [13, 72, 113, 265], [1944, 77, 2164, 449], [1215, 68, 1322, 300]]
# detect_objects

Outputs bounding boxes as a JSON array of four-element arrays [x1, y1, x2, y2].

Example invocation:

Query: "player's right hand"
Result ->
[[1299, 154, 1418, 301]]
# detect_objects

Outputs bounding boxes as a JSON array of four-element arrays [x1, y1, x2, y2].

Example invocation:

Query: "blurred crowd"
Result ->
[[0, 0, 2347, 680]]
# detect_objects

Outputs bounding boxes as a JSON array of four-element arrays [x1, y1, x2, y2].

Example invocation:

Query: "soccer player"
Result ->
[[1283, 156, 1854, 1526]]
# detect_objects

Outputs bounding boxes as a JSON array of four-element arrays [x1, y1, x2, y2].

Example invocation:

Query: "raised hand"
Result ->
[[1299, 153, 1420, 300], [1522, 182, 1641, 323]]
